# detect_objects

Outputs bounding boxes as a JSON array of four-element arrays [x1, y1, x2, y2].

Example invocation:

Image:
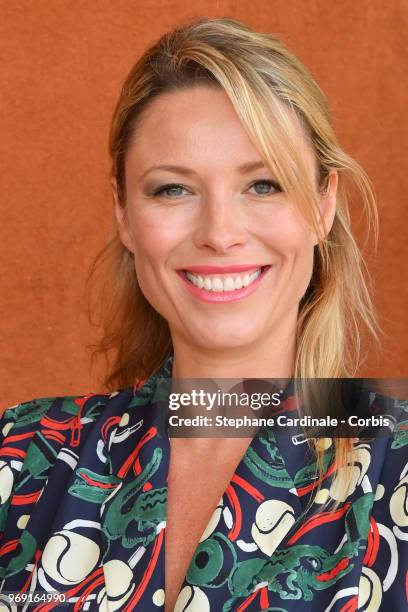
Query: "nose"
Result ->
[[193, 196, 248, 253]]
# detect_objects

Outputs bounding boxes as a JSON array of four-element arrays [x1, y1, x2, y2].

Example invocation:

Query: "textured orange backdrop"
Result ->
[[1, 1, 407, 407]]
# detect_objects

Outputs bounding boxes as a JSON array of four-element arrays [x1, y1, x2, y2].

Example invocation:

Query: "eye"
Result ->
[[152, 183, 189, 198], [249, 179, 282, 196], [307, 557, 321, 570]]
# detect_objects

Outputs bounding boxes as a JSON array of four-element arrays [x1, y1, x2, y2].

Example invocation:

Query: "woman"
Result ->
[[0, 17, 406, 612]]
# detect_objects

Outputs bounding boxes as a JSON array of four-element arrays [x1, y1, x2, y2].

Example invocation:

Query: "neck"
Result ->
[[170, 326, 296, 379]]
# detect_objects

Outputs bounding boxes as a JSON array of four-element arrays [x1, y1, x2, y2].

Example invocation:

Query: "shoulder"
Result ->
[[0, 383, 167, 580], [361, 386, 408, 496], [0, 387, 146, 449], [0, 366, 169, 470], [1, 393, 110, 445], [0, 379, 167, 469], [0, 385, 160, 529]]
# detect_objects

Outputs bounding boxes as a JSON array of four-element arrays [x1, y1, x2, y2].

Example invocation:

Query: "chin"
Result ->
[[188, 319, 264, 352], [193, 335, 256, 353]]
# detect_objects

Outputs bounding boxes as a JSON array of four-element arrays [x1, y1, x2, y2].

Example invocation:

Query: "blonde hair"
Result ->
[[87, 17, 381, 506]]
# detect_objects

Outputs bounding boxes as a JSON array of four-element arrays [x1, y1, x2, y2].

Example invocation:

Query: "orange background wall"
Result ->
[[1, 1, 407, 408]]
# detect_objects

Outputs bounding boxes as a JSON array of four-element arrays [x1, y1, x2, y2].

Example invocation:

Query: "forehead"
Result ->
[[125, 85, 315, 174]]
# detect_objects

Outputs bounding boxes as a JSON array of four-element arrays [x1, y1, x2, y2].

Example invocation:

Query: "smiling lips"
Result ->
[[177, 264, 271, 303]]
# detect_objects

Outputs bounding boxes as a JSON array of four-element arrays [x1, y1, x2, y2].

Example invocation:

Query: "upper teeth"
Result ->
[[185, 268, 262, 292]]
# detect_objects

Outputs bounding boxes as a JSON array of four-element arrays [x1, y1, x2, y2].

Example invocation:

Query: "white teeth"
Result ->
[[203, 277, 212, 291], [185, 268, 263, 292], [223, 277, 235, 291], [242, 273, 251, 287], [212, 277, 223, 292], [234, 276, 243, 289]]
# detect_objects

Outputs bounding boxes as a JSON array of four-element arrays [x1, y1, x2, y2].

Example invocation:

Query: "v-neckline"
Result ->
[[165, 430, 261, 611], [153, 355, 302, 612], [101, 354, 304, 611]]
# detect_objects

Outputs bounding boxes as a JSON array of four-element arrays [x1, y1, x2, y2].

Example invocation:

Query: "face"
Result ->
[[113, 86, 337, 355]]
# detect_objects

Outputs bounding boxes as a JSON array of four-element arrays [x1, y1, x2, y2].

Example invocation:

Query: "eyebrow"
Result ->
[[138, 161, 266, 181]]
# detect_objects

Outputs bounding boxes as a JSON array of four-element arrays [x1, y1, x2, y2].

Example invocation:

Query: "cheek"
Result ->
[[258, 209, 315, 297], [258, 206, 313, 256], [129, 208, 182, 263], [125, 209, 178, 316]]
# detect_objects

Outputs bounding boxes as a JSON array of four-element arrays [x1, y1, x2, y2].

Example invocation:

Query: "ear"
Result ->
[[111, 178, 135, 253], [313, 170, 338, 246]]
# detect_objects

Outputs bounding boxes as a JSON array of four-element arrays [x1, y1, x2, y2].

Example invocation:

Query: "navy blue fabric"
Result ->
[[0, 357, 406, 610]]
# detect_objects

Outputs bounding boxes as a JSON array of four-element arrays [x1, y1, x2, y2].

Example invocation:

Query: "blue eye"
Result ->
[[153, 184, 187, 198], [250, 179, 282, 195], [151, 179, 282, 199]]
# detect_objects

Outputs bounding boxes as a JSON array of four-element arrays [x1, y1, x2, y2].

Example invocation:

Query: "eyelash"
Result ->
[[151, 179, 283, 199]]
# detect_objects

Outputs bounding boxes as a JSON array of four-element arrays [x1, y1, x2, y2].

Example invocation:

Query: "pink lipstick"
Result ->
[[176, 265, 271, 303]]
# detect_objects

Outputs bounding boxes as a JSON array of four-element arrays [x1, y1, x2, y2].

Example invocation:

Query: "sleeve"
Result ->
[[0, 397, 58, 537], [359, 398, 408, 610], [0, 392, 111, 585]]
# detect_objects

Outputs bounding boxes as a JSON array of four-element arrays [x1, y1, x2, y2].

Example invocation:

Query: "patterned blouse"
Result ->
[[0, 354, 407, 611]]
